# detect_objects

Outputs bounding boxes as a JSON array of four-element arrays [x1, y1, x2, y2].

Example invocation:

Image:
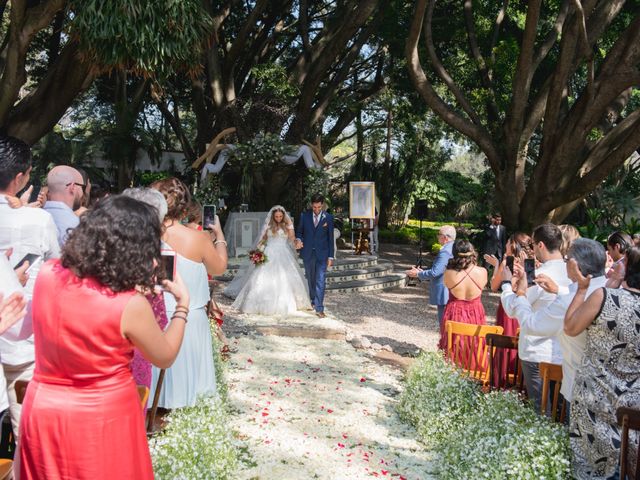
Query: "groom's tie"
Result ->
[[313, 214, 319, 227]]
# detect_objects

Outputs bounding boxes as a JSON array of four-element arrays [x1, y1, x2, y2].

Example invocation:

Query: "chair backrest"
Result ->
[[617, 406, 640, 480], [486, 333, 522, 391], [539, 362, 565, 423], [15, 380, 28, 405], [137, 385, 149, 410], [0, 459, 12, 480], [446, 321, 504, 383]]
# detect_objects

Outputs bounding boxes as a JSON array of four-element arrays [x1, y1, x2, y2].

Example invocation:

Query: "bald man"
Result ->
[[43, 165, 84, 246]]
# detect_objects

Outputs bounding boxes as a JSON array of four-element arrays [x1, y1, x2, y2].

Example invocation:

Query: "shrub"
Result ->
[[397, 353, 571, 479], [397, 352, 480, 448]]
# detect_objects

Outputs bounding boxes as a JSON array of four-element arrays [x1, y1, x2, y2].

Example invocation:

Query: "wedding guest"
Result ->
[[564, 246, 640, 479], [501, 223, 571, 412], [605, 230, 631, 279], [19, 195, 189, 479], [121, 187, 170, 390], [43, 165, 84, 245], [438, 239, 487, 350], [0, 135, 59, 443], [507, 239, 606, 420], [633, 233, 640, 247], [558, 224, 580, 258], [74, 167, 92, 216], [406, 225, 455, 326], [149, 178, 227, 408], [484, 232, 534, 384], [483, 213, 507, 262]]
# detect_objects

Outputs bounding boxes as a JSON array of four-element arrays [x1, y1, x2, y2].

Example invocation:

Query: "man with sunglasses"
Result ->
[[43, 165, 84, 246]]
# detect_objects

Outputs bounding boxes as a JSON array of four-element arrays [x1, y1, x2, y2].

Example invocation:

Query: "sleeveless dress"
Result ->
[[570, 288, 640, 479], [438, 268, 486, 351], [226, 228, 311, 315], [150, 253, 216, 409], [19, 260, 153, 479], [493, 303, 520, 386]]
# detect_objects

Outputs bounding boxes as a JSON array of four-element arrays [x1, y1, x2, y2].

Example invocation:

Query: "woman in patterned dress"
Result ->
[[564, 246, 640, 479]]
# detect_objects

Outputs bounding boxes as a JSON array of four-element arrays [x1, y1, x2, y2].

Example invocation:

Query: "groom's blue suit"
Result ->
[[296, 210, 334, 313]]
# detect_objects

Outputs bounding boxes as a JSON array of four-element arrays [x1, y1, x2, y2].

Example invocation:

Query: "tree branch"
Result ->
[[405, 0, 499, 169]]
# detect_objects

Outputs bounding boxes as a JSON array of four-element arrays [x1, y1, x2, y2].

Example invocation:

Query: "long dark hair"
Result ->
[[625, 246, 640, 290], [62, 195, 162, 292]]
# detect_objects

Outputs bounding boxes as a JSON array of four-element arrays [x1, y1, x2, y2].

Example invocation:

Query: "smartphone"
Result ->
[[524, 258, 536, 287], [161, 250, 176, 282], [14, 253, 42, 271], [505, 256, 514, 273], [202, 204, 217, 230]]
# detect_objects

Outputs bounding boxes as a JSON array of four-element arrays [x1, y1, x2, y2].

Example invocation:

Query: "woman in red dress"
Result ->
[[19, 195, 190, 480], [438, 239, 488, 351]]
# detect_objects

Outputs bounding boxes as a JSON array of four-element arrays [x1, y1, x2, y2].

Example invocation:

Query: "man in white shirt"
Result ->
[[501, 223, 571, 411], [0, 135, 60, 440], [43, 165, 83, 246], [505, 238, 606, 420]]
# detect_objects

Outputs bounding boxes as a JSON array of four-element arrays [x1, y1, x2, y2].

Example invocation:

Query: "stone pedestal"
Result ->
[[223, 212, 269, 257]]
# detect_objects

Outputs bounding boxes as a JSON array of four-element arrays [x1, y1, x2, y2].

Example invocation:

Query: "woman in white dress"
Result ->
[[225, 206, 311, 315]]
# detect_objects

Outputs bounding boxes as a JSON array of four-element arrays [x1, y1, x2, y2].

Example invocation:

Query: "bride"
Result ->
[[224, 206, 311, 315]]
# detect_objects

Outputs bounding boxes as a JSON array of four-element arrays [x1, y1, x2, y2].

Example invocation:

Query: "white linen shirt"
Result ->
[[506, 275, 607, 402], [0, 195, 60, 365], [501, 259, 571, 365]]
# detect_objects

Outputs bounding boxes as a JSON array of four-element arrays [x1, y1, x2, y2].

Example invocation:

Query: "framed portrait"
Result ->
[[349, 181, 376, 218]]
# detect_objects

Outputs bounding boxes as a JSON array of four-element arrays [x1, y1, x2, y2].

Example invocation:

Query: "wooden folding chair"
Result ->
[[0, 459, 11, 480], [146, 369, 166, 434], [539, 362, 565, 423], [486, 333, 523, 391], [445, 321, 504, 384], [617, 406, 640, 480]]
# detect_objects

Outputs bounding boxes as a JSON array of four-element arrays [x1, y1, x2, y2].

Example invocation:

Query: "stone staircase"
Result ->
[[219, 254, 407, 293]]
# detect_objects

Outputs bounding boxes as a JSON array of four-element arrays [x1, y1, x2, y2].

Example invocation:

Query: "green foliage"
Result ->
[[71, 0, 213, 78], [251, 64, 299, 103], [398, 353, 571, 479], [431, 242, 442, 253], [377, 226, 438, 246], [135, 171, 170, 187], [303, 169, 330, 208]]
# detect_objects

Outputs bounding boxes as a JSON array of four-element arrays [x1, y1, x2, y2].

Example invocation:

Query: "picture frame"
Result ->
[[349, 181, 376, 219]]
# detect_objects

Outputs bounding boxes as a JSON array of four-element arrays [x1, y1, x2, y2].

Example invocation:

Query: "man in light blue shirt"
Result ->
[[43, 165, 83, 246], [406, 225, 456, 326]]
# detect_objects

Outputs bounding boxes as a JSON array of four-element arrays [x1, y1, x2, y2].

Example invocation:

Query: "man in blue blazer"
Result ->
[[406, 225, 456, 326], [295, 194, 334, 318]]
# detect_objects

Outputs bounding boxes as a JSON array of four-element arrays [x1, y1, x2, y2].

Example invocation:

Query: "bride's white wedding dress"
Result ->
[[224, 228, 311, 315]]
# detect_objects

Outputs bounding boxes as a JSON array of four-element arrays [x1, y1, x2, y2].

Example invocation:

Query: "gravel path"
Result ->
[[216, 243, 501, 356]]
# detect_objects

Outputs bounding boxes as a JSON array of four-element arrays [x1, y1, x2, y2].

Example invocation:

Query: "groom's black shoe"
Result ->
[[316, 311, 326, 318]]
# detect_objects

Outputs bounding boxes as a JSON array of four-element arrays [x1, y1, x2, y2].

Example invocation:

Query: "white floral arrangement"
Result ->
[[438, 390, 570, 479], [397, 351, 480, 448], [397, 352, 571, 479], [149, 394, 238, 479], [149, 324, 238, 479]]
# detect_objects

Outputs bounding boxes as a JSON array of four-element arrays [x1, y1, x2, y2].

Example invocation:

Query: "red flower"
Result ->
[[360, 377, 366, 382]]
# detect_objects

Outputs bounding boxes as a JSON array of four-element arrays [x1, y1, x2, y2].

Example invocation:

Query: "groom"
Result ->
[[295, 194, 334, 318]]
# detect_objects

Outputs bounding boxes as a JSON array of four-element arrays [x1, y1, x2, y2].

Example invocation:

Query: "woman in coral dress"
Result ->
[[438, 239, 488, 351], [19, 195, 189, 479]]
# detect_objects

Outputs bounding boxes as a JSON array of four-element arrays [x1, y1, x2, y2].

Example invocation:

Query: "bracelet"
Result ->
[[174, 306, 189, 314], [171, 313, 188, 323], [214, 240, 227, 246]]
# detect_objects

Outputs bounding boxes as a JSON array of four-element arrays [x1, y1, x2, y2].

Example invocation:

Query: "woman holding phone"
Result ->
[[19, 195, 190, 479], [150, 178, 228, 408]]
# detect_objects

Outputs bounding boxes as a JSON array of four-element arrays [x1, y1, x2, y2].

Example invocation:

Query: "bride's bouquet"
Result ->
[[248, 249, 268, 266]]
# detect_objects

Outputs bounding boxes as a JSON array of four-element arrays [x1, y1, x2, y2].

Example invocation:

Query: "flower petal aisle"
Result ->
[[227, 331, 436, 479]]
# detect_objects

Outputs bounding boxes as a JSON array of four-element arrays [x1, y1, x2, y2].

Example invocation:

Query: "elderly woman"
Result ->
[[565, 246, 640, 479], [121, 187, 170, 390]]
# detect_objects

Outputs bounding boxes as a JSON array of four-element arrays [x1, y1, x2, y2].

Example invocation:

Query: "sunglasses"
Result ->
[[66, 182, 86, 193]]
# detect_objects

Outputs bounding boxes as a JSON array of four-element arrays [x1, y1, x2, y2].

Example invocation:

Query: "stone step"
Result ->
[[224, 254, 379, 274], [325, 261, 394, 283], [326, 273, 408, 293]]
